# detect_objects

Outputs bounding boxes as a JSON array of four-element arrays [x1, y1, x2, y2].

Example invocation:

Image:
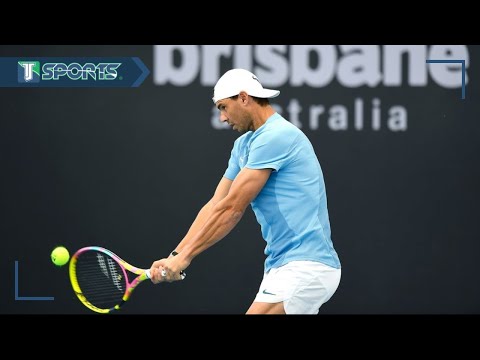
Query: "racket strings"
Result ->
[[74, 251, 127, 309]]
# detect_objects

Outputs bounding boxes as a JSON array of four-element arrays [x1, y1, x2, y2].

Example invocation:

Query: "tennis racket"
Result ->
[[69, 246, 186, 314]]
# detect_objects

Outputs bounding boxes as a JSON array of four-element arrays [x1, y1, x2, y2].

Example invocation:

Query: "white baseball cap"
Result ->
[[212, 68, 280, 104]]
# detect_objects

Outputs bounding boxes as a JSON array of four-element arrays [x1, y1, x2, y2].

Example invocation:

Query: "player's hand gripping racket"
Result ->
[[69, 246, 186, 314]]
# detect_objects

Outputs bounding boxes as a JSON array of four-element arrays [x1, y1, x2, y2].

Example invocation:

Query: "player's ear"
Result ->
[[238, 91, 248, 104]]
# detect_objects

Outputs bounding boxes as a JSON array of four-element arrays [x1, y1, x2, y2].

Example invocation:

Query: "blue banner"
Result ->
[[0, 57, 150, 87]]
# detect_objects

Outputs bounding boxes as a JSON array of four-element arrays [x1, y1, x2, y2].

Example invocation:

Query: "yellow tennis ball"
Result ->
[[51, 246, 70, 266]]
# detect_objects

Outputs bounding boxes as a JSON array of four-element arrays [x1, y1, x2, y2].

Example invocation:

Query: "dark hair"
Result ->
[[229, 95, 270, 106]]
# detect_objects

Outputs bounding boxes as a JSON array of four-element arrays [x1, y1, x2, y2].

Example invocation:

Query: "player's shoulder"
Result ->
[[232, 131, 253, 148], [262, 115, 304, 140]]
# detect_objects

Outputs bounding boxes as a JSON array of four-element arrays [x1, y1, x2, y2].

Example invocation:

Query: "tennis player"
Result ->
[[150, 68, 341, 314]]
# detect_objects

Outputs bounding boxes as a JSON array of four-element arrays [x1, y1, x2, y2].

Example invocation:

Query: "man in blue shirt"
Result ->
[[150, 69, 341, 314]]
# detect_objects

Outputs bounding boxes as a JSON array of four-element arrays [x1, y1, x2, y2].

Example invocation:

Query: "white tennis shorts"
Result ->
[[253, 260, 341, 314]]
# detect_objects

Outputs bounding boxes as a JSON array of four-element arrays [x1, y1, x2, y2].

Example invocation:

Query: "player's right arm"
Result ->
[[149, 176, 232, 283], [172, 176, 232, 255]]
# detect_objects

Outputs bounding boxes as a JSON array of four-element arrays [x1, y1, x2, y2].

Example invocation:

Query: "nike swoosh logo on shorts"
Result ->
[[262, 289, 276, 295]]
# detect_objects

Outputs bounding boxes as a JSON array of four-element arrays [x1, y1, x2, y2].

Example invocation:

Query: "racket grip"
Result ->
[[161, 269, 187, 279], [147, 268, 186, 280], [149, 251, 186, 280]]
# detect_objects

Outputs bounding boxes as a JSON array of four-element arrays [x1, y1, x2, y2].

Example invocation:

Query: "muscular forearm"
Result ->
[[150, 170, 269, 283], [174, 200, 215, 253], [180, 201, 244, 261], [149, 202, 243, 283]]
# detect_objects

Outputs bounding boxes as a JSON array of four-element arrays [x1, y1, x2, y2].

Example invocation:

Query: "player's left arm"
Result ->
[[152, 168, 271, 281]]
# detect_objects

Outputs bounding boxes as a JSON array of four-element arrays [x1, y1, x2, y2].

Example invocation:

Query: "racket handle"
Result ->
[[146, 268, 186, 280], [161, 269, 187, 279], [149, 251, 186, 280]]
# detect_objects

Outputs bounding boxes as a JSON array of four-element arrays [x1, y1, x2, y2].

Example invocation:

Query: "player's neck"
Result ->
[[252, 106, 276, 131]]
